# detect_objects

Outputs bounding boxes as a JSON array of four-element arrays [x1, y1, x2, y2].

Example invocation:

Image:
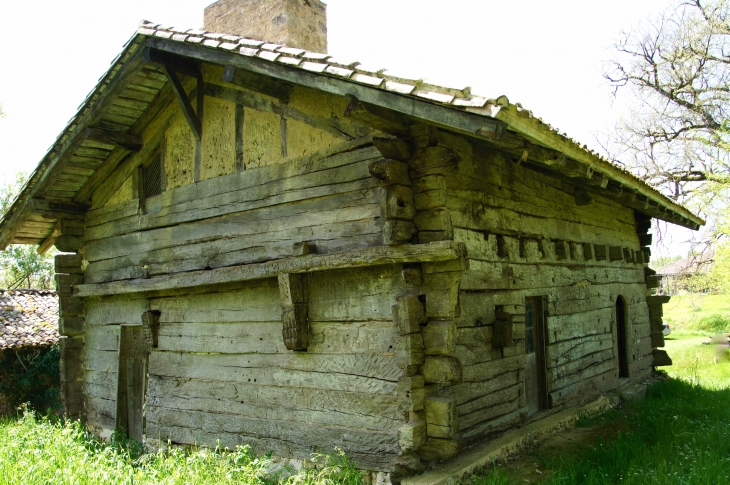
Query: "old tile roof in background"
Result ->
[[0, 290, 59, 350]]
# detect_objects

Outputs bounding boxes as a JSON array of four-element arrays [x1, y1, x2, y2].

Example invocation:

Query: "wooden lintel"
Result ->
[[74, 241, 464, 298], [162, 65, 202, 140], [144, 47, 201, 79], [37, 220, 62, 255], [222, 65, 293, 103], [84, 127, 143, 152]]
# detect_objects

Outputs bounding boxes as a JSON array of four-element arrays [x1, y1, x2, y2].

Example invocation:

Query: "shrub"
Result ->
[[0, 344, 60, 414]]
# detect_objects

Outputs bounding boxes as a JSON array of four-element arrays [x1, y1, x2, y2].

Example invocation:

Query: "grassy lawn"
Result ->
[[663, 294, 730, 333], [0, 413, 362, 485]]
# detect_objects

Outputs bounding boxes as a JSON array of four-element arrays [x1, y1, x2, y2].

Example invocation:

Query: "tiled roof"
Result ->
[[135, 21, 702, 228], [0, 290, 59, 350]]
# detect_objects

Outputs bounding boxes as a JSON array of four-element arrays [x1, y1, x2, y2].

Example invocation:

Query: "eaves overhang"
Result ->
[[0, 22, 704, 250]]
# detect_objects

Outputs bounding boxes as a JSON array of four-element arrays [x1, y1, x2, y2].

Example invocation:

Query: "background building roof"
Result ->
[[0, 289, 59, 350]]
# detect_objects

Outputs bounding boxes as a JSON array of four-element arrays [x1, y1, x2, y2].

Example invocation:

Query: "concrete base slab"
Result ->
[[402, 396, 619, 485]]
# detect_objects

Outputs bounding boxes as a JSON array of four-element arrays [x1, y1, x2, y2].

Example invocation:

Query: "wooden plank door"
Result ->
[[524, 297, 548, 416], [116, 324, 148, 441]]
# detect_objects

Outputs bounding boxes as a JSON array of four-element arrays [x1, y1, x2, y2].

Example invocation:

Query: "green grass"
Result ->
[[0, 411, 363, 485], [464, 319, 730, 485], [663, 294, 730, 332], [464, 378, 730, 485]]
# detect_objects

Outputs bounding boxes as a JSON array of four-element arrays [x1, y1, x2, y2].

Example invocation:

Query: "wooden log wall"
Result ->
[[82, 266, 414, 471], [404, 127, 655, 454], [82, 140, 389, 285]]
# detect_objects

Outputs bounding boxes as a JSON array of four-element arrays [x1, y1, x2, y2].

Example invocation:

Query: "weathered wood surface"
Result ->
[[85, 140, 379, 238], [75, 242, 463, 297]]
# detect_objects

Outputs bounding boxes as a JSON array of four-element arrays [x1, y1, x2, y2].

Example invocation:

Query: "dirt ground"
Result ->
[[488, 408, 632, 484]]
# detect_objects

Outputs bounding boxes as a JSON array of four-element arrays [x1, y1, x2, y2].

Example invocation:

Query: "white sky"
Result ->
[[0, 0, 695, 256]]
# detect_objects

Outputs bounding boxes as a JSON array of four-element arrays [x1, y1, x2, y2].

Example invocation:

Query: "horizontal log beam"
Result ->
[[29, 198, 87, 220], [83, 127, 143, 152], [143, 47, 200, 79], [74, 241, 466, 298], [222, 65, 293, 103]]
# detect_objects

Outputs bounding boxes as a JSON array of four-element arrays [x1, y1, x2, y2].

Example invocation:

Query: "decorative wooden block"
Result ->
[[422, 320, 455, 356], [422, 356, 461, 384], [282, 303, 308, 351], [399, 419, 427, 451], [142, 311, 160, 349], [492, 310, 513, 348]]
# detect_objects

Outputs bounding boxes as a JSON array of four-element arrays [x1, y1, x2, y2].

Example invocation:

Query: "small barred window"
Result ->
[[142, 153, 163, 198]]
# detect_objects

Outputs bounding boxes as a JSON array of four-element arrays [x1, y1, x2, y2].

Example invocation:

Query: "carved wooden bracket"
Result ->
[[278, 273, 308, 351]]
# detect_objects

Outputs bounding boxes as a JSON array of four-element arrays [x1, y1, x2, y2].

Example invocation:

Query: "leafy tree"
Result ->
[[604, 0, 730, 285], [0, 173, 55, 289]]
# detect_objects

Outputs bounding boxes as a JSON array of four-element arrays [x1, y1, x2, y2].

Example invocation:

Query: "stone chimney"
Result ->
[[204, 0, 327, 53]]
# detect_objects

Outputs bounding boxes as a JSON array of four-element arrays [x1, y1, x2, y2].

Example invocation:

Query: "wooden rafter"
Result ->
[[83, 127, 143, 152]]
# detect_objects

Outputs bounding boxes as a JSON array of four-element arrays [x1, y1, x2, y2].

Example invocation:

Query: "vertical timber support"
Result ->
[[370, 138, 416, 245], [54, 219, 85, 421], [391, 266, 427, 478], [278, 273, 308, 351], [647, 295, 672, 366]]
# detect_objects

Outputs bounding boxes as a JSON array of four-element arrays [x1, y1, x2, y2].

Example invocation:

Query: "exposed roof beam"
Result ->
[[145, 37, 508, 142], [83, 127, 143, 152]]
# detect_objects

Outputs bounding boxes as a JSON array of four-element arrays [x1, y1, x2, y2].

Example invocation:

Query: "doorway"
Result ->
[[524, 296, 549, 415], [616, 296, 629, 378], [116, 324, 148, 441]]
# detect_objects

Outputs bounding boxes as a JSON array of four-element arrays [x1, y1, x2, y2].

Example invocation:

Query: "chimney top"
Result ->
[[204, 0, 327, 53]]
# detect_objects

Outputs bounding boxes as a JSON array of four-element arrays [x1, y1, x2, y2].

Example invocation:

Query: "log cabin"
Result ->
[[0, 0, 702, 479]]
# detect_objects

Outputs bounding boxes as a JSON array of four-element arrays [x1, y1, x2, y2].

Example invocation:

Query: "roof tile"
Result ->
[[302, 52, 330, 61], [301, 61, 328, 73], [0, 290, 58, 351], [277, 56, 303, 66], [222, 35, 241, 42], [187, 36, 204, 44], [154, 31, 174, 39], [187, 29, 207, 36], [258, 50, 280, 62], [239, 38, 265, 47], [137, 27, 156, 36], [414, 90, 455, 104], [384, 80, 416, 95], [279, 46, 306, 57], [261, 43, 282, 51], [325, 65, 354, 78], [171, 33, 189, 42], [452, 97, 489, 108], [219, 42, 239, 51], [204, 32, 225, 39], [203, 39, 221, 48], [240, 47, 259, 57], [352, 73, 384, 87]]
